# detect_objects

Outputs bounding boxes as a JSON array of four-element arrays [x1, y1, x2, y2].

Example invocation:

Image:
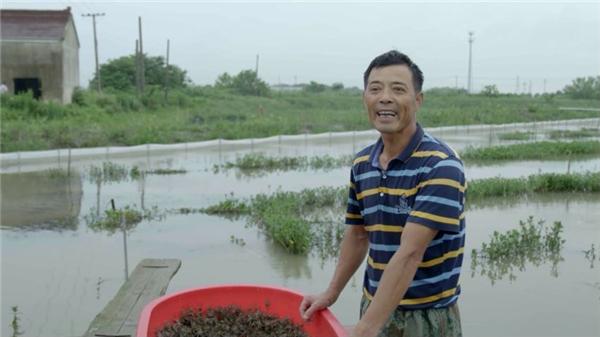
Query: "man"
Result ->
[[300, 50, 466, 337]]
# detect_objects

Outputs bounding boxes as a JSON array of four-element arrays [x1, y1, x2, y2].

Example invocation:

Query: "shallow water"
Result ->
[[1, 121, 599, 337]]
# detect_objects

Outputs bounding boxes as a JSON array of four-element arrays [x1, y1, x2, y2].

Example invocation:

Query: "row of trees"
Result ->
[[91, 55, 599, 100]]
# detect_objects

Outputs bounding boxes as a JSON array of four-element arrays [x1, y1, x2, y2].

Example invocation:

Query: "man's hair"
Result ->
[[363, 50, 424, 93]]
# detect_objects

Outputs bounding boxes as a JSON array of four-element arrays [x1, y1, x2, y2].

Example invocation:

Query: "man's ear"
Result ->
[[416, 92, 424, 109]]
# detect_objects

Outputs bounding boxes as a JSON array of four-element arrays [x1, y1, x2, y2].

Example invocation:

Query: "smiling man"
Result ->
[[300, 50, 466, 337]]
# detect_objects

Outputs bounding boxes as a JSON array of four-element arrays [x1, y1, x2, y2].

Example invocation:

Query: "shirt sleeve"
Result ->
[[407, 157, 466, 233], [345, 168, 364, 226]]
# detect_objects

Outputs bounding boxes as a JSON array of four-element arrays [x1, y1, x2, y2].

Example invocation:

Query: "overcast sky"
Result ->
[[4, 1, 600, 93]]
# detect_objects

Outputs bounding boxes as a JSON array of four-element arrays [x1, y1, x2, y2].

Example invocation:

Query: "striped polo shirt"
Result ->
[[346, 124, 466, 310]]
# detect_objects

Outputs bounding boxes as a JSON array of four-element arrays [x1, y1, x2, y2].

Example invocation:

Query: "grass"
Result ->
[[498, 131, 534, 141], [460, 140, 600, 161], [201, 187, 346, 254], [548, 128, 600, 139], [83, 205, 163, 234], [471, 216, 565, 284], [2, 87, 599, 152], [467, 171, 600, 201], [214, 153, 353, 174]]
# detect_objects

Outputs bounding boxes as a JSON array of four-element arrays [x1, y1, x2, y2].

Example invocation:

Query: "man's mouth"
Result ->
[[376, 111, 397, 117]]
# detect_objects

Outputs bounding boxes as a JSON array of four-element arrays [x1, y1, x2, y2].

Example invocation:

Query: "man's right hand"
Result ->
[[299, 291, 336, 321]]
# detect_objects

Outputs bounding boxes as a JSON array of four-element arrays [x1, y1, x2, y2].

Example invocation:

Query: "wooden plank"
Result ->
[[83, 258, 181, 337]]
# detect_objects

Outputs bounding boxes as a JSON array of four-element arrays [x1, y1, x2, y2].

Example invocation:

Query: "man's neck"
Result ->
[[378, 124, 417, 170]]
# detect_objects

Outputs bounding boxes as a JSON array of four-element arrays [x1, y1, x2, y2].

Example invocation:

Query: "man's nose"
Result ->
[[379, 88, 393, 104]]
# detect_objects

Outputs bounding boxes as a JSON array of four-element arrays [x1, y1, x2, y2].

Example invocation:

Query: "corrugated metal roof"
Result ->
[[1, 7, 73, 41]]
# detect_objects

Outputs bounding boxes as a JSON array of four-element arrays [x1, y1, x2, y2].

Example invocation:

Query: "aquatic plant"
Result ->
[[84, 205, 164, 234], [460, 140, 600, 161], [583, 244, 598, 268], [213, 153, 353, 175], [11, 306, 23, 337], [202, 187, 346, 255], [467, 171, 600, 201], [548, 128, 600, 139], [87, 162, 129, 184], [471, 216, 565, 284], [498, 131, 534, 141]]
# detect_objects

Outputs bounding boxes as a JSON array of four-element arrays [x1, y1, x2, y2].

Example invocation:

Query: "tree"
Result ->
[[89, 54, 190, 91], [563, 76, 600, 99], [303, 81, 327, 93], [214, 70, 271, 96], [331, 82, 344, 91], [480, 84, 500, 97]]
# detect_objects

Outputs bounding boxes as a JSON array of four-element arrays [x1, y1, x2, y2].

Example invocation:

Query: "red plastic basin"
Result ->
[[137, 284, 347, 337]]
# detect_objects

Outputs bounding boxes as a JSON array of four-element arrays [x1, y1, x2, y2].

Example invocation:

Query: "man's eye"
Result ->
[[369, 87, 381, 93], [393, 87, 405, 93]]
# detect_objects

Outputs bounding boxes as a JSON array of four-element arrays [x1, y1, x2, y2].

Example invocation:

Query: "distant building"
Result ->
[[1, 7, 80, 104]]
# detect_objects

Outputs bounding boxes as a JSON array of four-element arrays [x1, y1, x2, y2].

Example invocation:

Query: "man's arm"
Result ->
[[350, 222, 438, 337], [300, 224, 369, 320]]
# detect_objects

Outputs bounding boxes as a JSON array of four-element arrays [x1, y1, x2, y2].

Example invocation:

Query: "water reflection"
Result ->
[[0, 170, 82, 231], [264, 235, 312, 280]]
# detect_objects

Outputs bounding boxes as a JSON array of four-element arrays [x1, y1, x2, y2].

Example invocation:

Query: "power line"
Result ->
[[81, 12, 105, 92]]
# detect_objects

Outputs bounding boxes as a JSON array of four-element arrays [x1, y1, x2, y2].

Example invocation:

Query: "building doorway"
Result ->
[[14, 78, 42, 99]]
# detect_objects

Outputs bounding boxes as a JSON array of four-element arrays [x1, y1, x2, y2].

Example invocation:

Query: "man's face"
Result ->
[[363, 65, 423, 135]]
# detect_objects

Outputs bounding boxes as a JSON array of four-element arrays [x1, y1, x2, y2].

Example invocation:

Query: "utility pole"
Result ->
[[516, 76, 520, 94], [543, 79, 547, 94], [455, 76, 458, 89], [82, 13, 105, 92], [467, 31, 474, 94], [135, 40, 141, 96], [164, 39, 170, 101], [138, 17, 145, 94], [255, 54, 260, 76]]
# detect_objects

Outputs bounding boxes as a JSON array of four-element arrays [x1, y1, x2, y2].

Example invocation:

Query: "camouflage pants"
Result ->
[[359, 295, 462, 337]]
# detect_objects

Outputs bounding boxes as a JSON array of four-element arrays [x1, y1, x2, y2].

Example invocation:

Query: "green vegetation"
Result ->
[[563, 76, 600, 100], [468, 172, 600, 201], [84, 205, 163, 234], [88, 162, 129, 183], [214, 153, 353, 174], [548, 128, 600, 139], [583, 244, 598, 268], [215, 70, 270, 96], [497, 131, 534, 141], [471, 216, 565, 284], [202, 187, 346, 254], [11, 306, 23, 337], [2, 86, 599, 152], [460, 140, 600, 161], [88, 54, 189, 91]]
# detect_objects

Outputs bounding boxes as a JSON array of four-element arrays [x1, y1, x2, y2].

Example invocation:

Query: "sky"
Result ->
[[3, 0, 600, 93]]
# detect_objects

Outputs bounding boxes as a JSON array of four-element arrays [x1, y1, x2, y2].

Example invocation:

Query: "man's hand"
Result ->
[[299, 291, 336, 321]]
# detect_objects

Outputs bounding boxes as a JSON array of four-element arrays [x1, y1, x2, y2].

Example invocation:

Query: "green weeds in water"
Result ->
[[202, 187, 346, 255], [583, 244, 599, 268], [230, 235, 247, 247], [213, 153, 352, 175], [84, 205, 164, 234], [471, 216, 565, 284], [467, 171, 600, 201], [460, 140, 600, 161], [498, 131, 534, 141], [145, 168, 187, 175], [88, 162, 129, 183], [548, 128, 600, 139], [11, 306, 23, 337]]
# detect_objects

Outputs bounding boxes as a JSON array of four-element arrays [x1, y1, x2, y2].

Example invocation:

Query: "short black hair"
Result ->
[[363, 50, 424, 93]]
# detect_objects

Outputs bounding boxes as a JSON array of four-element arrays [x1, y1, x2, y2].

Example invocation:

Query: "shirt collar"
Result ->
[[369, 123, 424, 168]]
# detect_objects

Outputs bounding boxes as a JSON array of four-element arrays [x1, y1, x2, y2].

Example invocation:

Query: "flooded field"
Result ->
[[1, 119, 599, 337]]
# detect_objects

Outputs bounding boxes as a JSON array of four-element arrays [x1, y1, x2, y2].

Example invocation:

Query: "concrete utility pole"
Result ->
[[467, 31, 474, 94], [82, 13, 105, 92], [516, 76, 520, 94], [255, 54, 260, 76], [164, 39, 170, 100], [138, 17, 145, 94]]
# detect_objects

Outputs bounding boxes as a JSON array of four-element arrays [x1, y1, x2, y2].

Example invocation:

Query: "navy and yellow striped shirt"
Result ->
[[346, 124, 466, 310]]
